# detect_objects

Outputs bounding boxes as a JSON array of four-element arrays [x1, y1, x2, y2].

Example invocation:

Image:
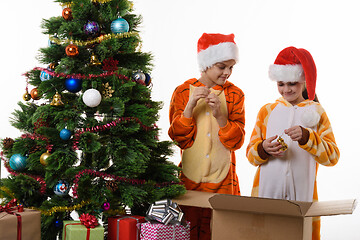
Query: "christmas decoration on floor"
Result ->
[[0, 1, 185, 240]]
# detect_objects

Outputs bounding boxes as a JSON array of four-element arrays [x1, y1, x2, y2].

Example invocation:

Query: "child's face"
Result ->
[[202, 59, 236, 87], [277, 81, 305, 105]]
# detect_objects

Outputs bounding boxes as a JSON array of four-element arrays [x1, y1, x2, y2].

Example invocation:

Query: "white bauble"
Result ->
[[301, 109, 320, 128], [82, 89, 102, 107]]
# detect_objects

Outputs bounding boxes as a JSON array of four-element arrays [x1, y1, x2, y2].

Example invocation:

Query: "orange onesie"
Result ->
[[169, 78, 245, 239]]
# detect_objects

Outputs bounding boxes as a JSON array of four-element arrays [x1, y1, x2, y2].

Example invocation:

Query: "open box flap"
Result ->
[[209, 193, 312, 217], [175, 190, 217, 209], [305, 199, 357, 217]]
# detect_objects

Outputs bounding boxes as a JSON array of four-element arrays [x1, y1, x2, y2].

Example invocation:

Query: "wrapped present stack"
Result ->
[[139, 199, 190, 240], [0, 199, 41, 240]]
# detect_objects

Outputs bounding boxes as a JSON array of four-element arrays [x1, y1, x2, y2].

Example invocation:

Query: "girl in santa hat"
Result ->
[[168, 33, 245, 240], [246, 46, 339, 240]]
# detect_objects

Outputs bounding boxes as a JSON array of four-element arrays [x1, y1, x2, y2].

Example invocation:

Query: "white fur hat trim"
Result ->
[[197, 42, 238, 72], [269, 64, 305, 82]]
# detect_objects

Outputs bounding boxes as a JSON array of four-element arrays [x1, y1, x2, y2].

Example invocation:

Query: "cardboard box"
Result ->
[[0, 208, 41, 240], [108, 215, 146, 240], [174, 190, 357, 240], [62, 220, 104, 240]]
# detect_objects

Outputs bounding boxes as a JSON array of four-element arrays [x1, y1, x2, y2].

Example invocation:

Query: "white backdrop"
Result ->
[[1, 0, 359, 239]]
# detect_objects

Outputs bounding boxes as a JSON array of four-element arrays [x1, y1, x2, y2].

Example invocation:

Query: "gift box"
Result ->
[[139, 222, 190, 240], [62, 220, 104, 240], [108, 215, 146, 240], [0, 208, 41, 240]]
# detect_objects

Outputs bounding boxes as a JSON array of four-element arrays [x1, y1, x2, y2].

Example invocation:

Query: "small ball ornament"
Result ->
[[144, 73, 152, 86], [9, 154, 27, 171], [82, 89, 102, 107], [110, 17, 129, 34], [54, 180, 70, 196], [60, 129, 72, 140], [23, 91, 31, 101], [62, 8, 73, 21], [40, 151, 51, 166], [65, 78, 82, 93], [30, 88, 41, 100], [84, 21, 100, 36], [102, 202, 110, 211], [40, 71, 52, 81], [55, 220, 63, 228], [132, 70, 146, 82], [65, 44, 79, 57]]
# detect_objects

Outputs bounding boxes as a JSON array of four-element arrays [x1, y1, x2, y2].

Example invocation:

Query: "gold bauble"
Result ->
[[40, 151, 51, 166], [23, 92, 31, 101], [50, 92, 64, 106]]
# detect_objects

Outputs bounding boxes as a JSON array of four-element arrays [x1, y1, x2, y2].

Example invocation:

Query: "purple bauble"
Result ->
[[84, 21, 100, 36], [102, 202, 110, 211]]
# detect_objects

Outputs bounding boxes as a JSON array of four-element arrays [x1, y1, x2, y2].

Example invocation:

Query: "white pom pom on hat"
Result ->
[[268, 46, 317, 101], [197, 33, 239, 72]]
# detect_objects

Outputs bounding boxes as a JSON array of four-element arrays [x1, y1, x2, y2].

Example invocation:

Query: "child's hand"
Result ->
[[205, 93, 227, 127], [263, 135, 285, 157], [183, 87, 210, 118], [284, 126, 303, 141]]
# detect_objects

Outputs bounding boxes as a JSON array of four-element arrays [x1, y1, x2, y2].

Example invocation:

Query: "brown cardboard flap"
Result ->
[[209, 193, 312, 217], [305, 199, 357, 217], [175, 190, 217, 208]]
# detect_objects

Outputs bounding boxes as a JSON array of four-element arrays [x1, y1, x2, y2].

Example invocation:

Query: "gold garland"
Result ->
[[61, 0, 133, 8], [49, 32, 139, 47], [0, 186, 15, 199], [28, 200, 91, 216]]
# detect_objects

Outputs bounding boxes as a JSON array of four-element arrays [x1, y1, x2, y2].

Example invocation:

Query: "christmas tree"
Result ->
[[0, 0, 185, 239]]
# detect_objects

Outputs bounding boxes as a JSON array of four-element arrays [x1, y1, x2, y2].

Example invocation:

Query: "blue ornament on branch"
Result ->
[[65, 78, 82, 93], [54, 180, 70, 196], [9, 154, 27, 171], [110, 17, 129, 34], [60, 129, 72, 140], [40, 71, 52, 81], [84, 21, 100, 36]]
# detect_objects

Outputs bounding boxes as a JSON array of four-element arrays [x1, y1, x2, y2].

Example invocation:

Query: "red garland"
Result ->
[[21, 133, 53, 152], [24, 67, 145, 86], [0, 151, 47, 195], [71, 169, 182, 198], [79, 213, 99, 228], [72, 117, 153, 150]]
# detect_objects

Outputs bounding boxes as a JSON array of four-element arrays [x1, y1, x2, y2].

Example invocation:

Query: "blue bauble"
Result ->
[[60, 129, 71, 140], [84, 21, 100, 36], [9, 154, 27, 171], [144, 73, 151, 86], [110, 18, 129, 34], [55, 220, 63, 228], [65, 78, 82, 93], [54, 180, 70, 196], [40, 71, 52, 81]]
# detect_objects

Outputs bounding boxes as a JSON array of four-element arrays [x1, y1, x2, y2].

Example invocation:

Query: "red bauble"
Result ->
[[62, 8, 73, 21], [65, 44, 79, 57], [30, 88, 41, 100]]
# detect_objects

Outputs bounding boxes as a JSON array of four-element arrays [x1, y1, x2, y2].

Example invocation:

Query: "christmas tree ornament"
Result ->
[[110, 17, 129, 34], [40, 70, 52, 81], [90, 53, 101, 66], [55, 220, 63, 228], [102, 82, 115, 98], [48, 62, 58, 71], [82, 89, 102, 107], [2, 138, 14, 150], [144, 73, 152, 86], [102, 201, 110, 211], [60, 128, 72, 140], [9, 154, 27, 171], [84, 21, 100, 36], [62, 8, 73, 21], [102, 57, 118, 71], [132, 70, 146, 82], [65, 78, 82, 93], [54, 180, 70, 196], [50, 92, 64, 106], [23, 91, 31, 101], [40, 151, 51, 166], [30, 88, 41, 100], [65, 44, 79, 57], [277, 136, 288, 151]]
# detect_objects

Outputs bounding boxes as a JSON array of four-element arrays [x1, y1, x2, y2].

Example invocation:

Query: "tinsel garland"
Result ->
[[28, 200, 91, 216], [0, 151, 47, 195], [0, 186, 15, 199], [72, 169, 183, 198], [72, 116, 153, 150], [21, 133, 53, 152], [49, 32, 139, 47]]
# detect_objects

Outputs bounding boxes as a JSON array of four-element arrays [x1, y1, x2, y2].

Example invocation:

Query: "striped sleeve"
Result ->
[[299, 105, 339, 166]]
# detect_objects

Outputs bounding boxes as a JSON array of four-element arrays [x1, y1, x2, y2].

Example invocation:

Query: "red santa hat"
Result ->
[[197, 33, 239, 72], [268, 46, 317, 100]]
